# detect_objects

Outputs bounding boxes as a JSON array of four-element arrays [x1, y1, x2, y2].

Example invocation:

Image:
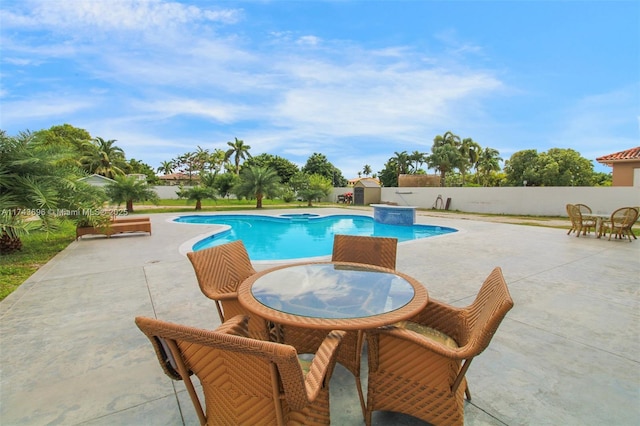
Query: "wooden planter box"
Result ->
[[76, 217, 152, 239]]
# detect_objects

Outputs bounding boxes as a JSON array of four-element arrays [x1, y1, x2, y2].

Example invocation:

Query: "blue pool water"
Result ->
[[175, 214, 457, 261]]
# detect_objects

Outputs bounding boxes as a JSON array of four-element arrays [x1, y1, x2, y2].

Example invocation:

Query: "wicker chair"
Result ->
[[600, 207, 639, 242], [365, 267, 514, 426], [186, 240, 269, 340], [331, 234, 398, 269], [136, 315, 345, 426], [566, 204, 596, 237]]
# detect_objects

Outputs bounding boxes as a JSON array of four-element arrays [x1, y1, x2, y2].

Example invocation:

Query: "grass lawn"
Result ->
[[0, 220, 77, 301]]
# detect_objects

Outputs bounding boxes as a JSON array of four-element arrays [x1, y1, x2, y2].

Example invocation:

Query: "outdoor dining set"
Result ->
[[566, 204, 639, 242], [135, 235, 514, 425]]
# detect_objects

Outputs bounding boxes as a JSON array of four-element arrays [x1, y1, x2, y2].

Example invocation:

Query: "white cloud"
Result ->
[[3, 0, 241, 31], [297, 35, 321, 46], [0, 0, 512, 178]]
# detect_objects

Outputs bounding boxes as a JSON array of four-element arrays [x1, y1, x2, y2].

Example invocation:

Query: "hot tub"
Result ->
[[371, 204, 417, 226]]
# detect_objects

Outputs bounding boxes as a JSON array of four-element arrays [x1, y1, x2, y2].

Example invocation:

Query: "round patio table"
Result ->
[[238, 261, 428, 330]]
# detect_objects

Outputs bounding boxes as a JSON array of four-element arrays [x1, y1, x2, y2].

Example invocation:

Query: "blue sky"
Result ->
[[1, 0, 638, 179]]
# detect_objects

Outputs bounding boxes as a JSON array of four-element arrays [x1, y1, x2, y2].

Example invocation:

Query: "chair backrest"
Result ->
[[135, 315, 312, 425], [566, 204, 579, 224], [611, 207, 639, 226], [187, 240, 256, 301], [575, 204, 592, 215], [460, 267, 514, 357], [568, 204, 587, 223], [331, 234, 398, 270]]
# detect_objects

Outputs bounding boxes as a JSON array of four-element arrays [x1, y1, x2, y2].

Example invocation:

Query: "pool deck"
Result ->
[[1, 207, 638, 425]]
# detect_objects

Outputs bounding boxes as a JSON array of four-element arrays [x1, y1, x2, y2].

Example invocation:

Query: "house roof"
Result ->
[[354, 179, 381, 188], [348, 177, 380, 186], [77, 174, 116, 183], [158, 172, 199, 180], [596, 146, 640, 166]]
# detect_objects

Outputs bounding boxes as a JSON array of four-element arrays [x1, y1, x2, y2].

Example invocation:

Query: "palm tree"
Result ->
[[0, 130, 103, 253], [476, 147, 503, 186], [362, 165, 372, 177], [157, 161, 175, 175], [177, 185, 216, 210], [409, 151, 427, 173], [428, 132, 464, 186], [225, 137, 252, 175], [207, 148, 227, 175], [81, 137, 127, 179], [427, 144, 462, 187], [392, 151, 411, 177], [459, 138, 481, 185], [232, 166, 281, 208], [433, 131, 461, 149], [104, 175, 159, 213]]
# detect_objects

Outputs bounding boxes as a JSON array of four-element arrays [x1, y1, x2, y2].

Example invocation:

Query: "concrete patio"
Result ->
[[1, 207, 638, 425]]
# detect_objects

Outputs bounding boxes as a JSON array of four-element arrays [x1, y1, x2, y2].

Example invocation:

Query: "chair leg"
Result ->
[[355, 375, 366, 420], [355, 331, 366, 419]]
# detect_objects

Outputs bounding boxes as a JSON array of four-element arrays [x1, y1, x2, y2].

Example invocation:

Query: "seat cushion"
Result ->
[[395, 321, 459, 348]]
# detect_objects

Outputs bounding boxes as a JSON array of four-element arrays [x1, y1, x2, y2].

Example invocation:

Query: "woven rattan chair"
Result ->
[[600, 207, 639, 242], [186, 240, 269, 340], [365, 267, 514, 426], [331, 234, 398, 269], [136, 315, 345, 426], [566, 204, 596, 237]]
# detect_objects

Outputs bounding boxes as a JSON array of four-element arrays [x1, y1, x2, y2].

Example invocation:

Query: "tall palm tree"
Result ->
[[362, 165, 372, 177], [225, 137, 252, 175], [427, 144, 462, 187], [232, 166, 281, 208], [157, 161, 175, 175], [428, 132, 464, 187], [476, 148, 503, 186], [409, 151, 427, 173], [207, 148, 227, 174], [458, 138, 481, 185], [392, 151, 411, 177], [433, 131, 461, 149], [81, 137, 127, 179]]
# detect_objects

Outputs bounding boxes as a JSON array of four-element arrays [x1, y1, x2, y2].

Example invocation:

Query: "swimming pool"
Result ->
[[175, 213, 457, 261]]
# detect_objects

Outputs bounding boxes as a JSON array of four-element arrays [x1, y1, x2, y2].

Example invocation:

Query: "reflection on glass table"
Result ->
[[238, 262, 428, 330]]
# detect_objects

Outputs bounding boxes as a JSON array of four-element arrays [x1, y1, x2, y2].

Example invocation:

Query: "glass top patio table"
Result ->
[[238, 262, 429, 330]]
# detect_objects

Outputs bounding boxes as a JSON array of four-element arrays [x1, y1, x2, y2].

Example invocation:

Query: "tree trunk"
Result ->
[[196, 199, 202, 210], [0, 231, 22, 254], [256, 194, 263, 209], [126, 199, 134, 213]]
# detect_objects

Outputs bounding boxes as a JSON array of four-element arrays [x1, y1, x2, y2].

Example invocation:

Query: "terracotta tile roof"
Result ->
[[596, 146, 640, 165]]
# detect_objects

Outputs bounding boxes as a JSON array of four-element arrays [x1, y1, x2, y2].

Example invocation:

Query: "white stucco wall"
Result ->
[[153, 186, 182, 199], [154, 185, 639, 216], [331, 187, 640, 216]]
